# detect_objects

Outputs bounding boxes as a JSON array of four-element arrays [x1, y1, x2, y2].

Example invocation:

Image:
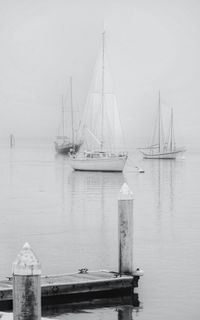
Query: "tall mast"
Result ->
[[70, 76, 74, 144], [158, 90, 161, 152], [170, 107, 173, 152], [100, 30, 105, 151], [62, 95, 65, 140]]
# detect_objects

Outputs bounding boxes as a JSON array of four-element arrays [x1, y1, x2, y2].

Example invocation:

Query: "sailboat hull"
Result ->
[[141, 148, 185, 159], [69, 156, 127, 172]]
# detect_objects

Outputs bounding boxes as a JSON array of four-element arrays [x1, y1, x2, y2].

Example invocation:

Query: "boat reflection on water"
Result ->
[[55, 154, 126, 224], [68, 170, 125, 198], [149, 158, 179, 213], [53, 156, 126, 274], [144, 157, 186, 243], [42, 293, 141, 319], [66, 169, 125, 230], [52, 161, 142, 319]]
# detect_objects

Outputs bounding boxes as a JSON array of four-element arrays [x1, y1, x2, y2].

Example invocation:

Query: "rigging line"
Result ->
[[158, 92, 165, 149], [85, 127, 101, 146], [171, 108, 175, 150], [151, 108, 158, 148], [166, 113, 171, 151], [70, 76, 74, 144], [117, 100, 127, 152], [61, 95, 65, 139], [103, 33, 127, 153], [79, 79, 100, 137], [79, 38, 102, 132], [161, 111, 165, 147]]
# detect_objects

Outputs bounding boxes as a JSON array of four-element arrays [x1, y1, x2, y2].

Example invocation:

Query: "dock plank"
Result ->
[[0, 271, 135, 310]]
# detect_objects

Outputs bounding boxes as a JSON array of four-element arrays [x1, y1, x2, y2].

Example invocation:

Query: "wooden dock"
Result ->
[[3, 185, 143, 318], [0, 270, 139, 310]]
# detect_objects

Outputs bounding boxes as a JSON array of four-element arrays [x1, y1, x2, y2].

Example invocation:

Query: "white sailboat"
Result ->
[[139, 92, 185, 159], [69, 31, 127, 172], [55, 77, 82, 155]]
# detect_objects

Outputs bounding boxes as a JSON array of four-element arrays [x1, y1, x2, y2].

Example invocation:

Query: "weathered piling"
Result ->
[[118, 305, 133, 320], [118, 183, 133, 275], [12, 243, 41, 320]]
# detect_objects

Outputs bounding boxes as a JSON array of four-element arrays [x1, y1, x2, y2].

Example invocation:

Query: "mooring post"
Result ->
[[118, 306, 133, 320], [118, 183, 133, 275], [12, 243, 41, 320]]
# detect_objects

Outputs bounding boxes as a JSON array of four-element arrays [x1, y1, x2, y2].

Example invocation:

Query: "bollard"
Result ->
[[12, 243, 41, 320], [118, 183, 133, 275]]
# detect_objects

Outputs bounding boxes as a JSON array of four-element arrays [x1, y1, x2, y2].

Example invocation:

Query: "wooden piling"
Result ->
[[12, 243, 41, 320], [118, 183, 134, 275], [118, 305, 133, 320]]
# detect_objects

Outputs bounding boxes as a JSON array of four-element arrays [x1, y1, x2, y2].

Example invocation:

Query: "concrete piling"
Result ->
[[12, 243, 41, 320], [118, 183, 134, 275]]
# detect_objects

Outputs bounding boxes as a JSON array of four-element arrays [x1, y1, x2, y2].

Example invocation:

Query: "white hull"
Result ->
[[141, 148, 185, 159], [69, 156, 127, 172]]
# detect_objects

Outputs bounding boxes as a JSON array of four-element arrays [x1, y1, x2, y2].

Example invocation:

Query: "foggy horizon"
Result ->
[[0, 0, 199, 150]]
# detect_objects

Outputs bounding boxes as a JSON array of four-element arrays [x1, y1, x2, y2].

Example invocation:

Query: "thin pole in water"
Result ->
[[170, 107, 174, 152], [100, 30, 105, 151]]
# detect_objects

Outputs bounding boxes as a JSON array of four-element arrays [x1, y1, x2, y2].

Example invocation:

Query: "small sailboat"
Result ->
[[139, 92, 185, 159], [55, 77, 82, 155], [69, 31, 128, 172]]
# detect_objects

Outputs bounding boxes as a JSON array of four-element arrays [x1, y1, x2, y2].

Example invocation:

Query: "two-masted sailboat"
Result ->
[[69, 31, 128, 172], [139, 92, 185, 159], [55, 77, 82, 155]]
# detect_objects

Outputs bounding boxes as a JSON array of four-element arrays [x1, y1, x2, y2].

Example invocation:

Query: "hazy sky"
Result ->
[[0, 0, 199, 148]]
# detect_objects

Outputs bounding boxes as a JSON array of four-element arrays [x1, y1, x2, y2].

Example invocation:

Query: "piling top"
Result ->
[[119, 183, 133, 200], [12, 243, 41, 276]]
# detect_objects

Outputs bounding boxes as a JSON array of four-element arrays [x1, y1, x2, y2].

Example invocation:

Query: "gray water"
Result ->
[[0, 141, 199, 319]]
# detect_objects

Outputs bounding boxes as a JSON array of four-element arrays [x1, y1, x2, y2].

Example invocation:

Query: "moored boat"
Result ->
[[139, 92, 185, 159], [69, 31, 128, 172], [69, 151, 127, 172], [55, 77, 82, 155]]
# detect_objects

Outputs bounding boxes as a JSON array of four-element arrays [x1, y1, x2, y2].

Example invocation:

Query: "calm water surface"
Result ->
[[0, 141, 199, 319]]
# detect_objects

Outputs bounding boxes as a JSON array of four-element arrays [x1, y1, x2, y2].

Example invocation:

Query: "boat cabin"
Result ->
[[82, 151, 127, 159]]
